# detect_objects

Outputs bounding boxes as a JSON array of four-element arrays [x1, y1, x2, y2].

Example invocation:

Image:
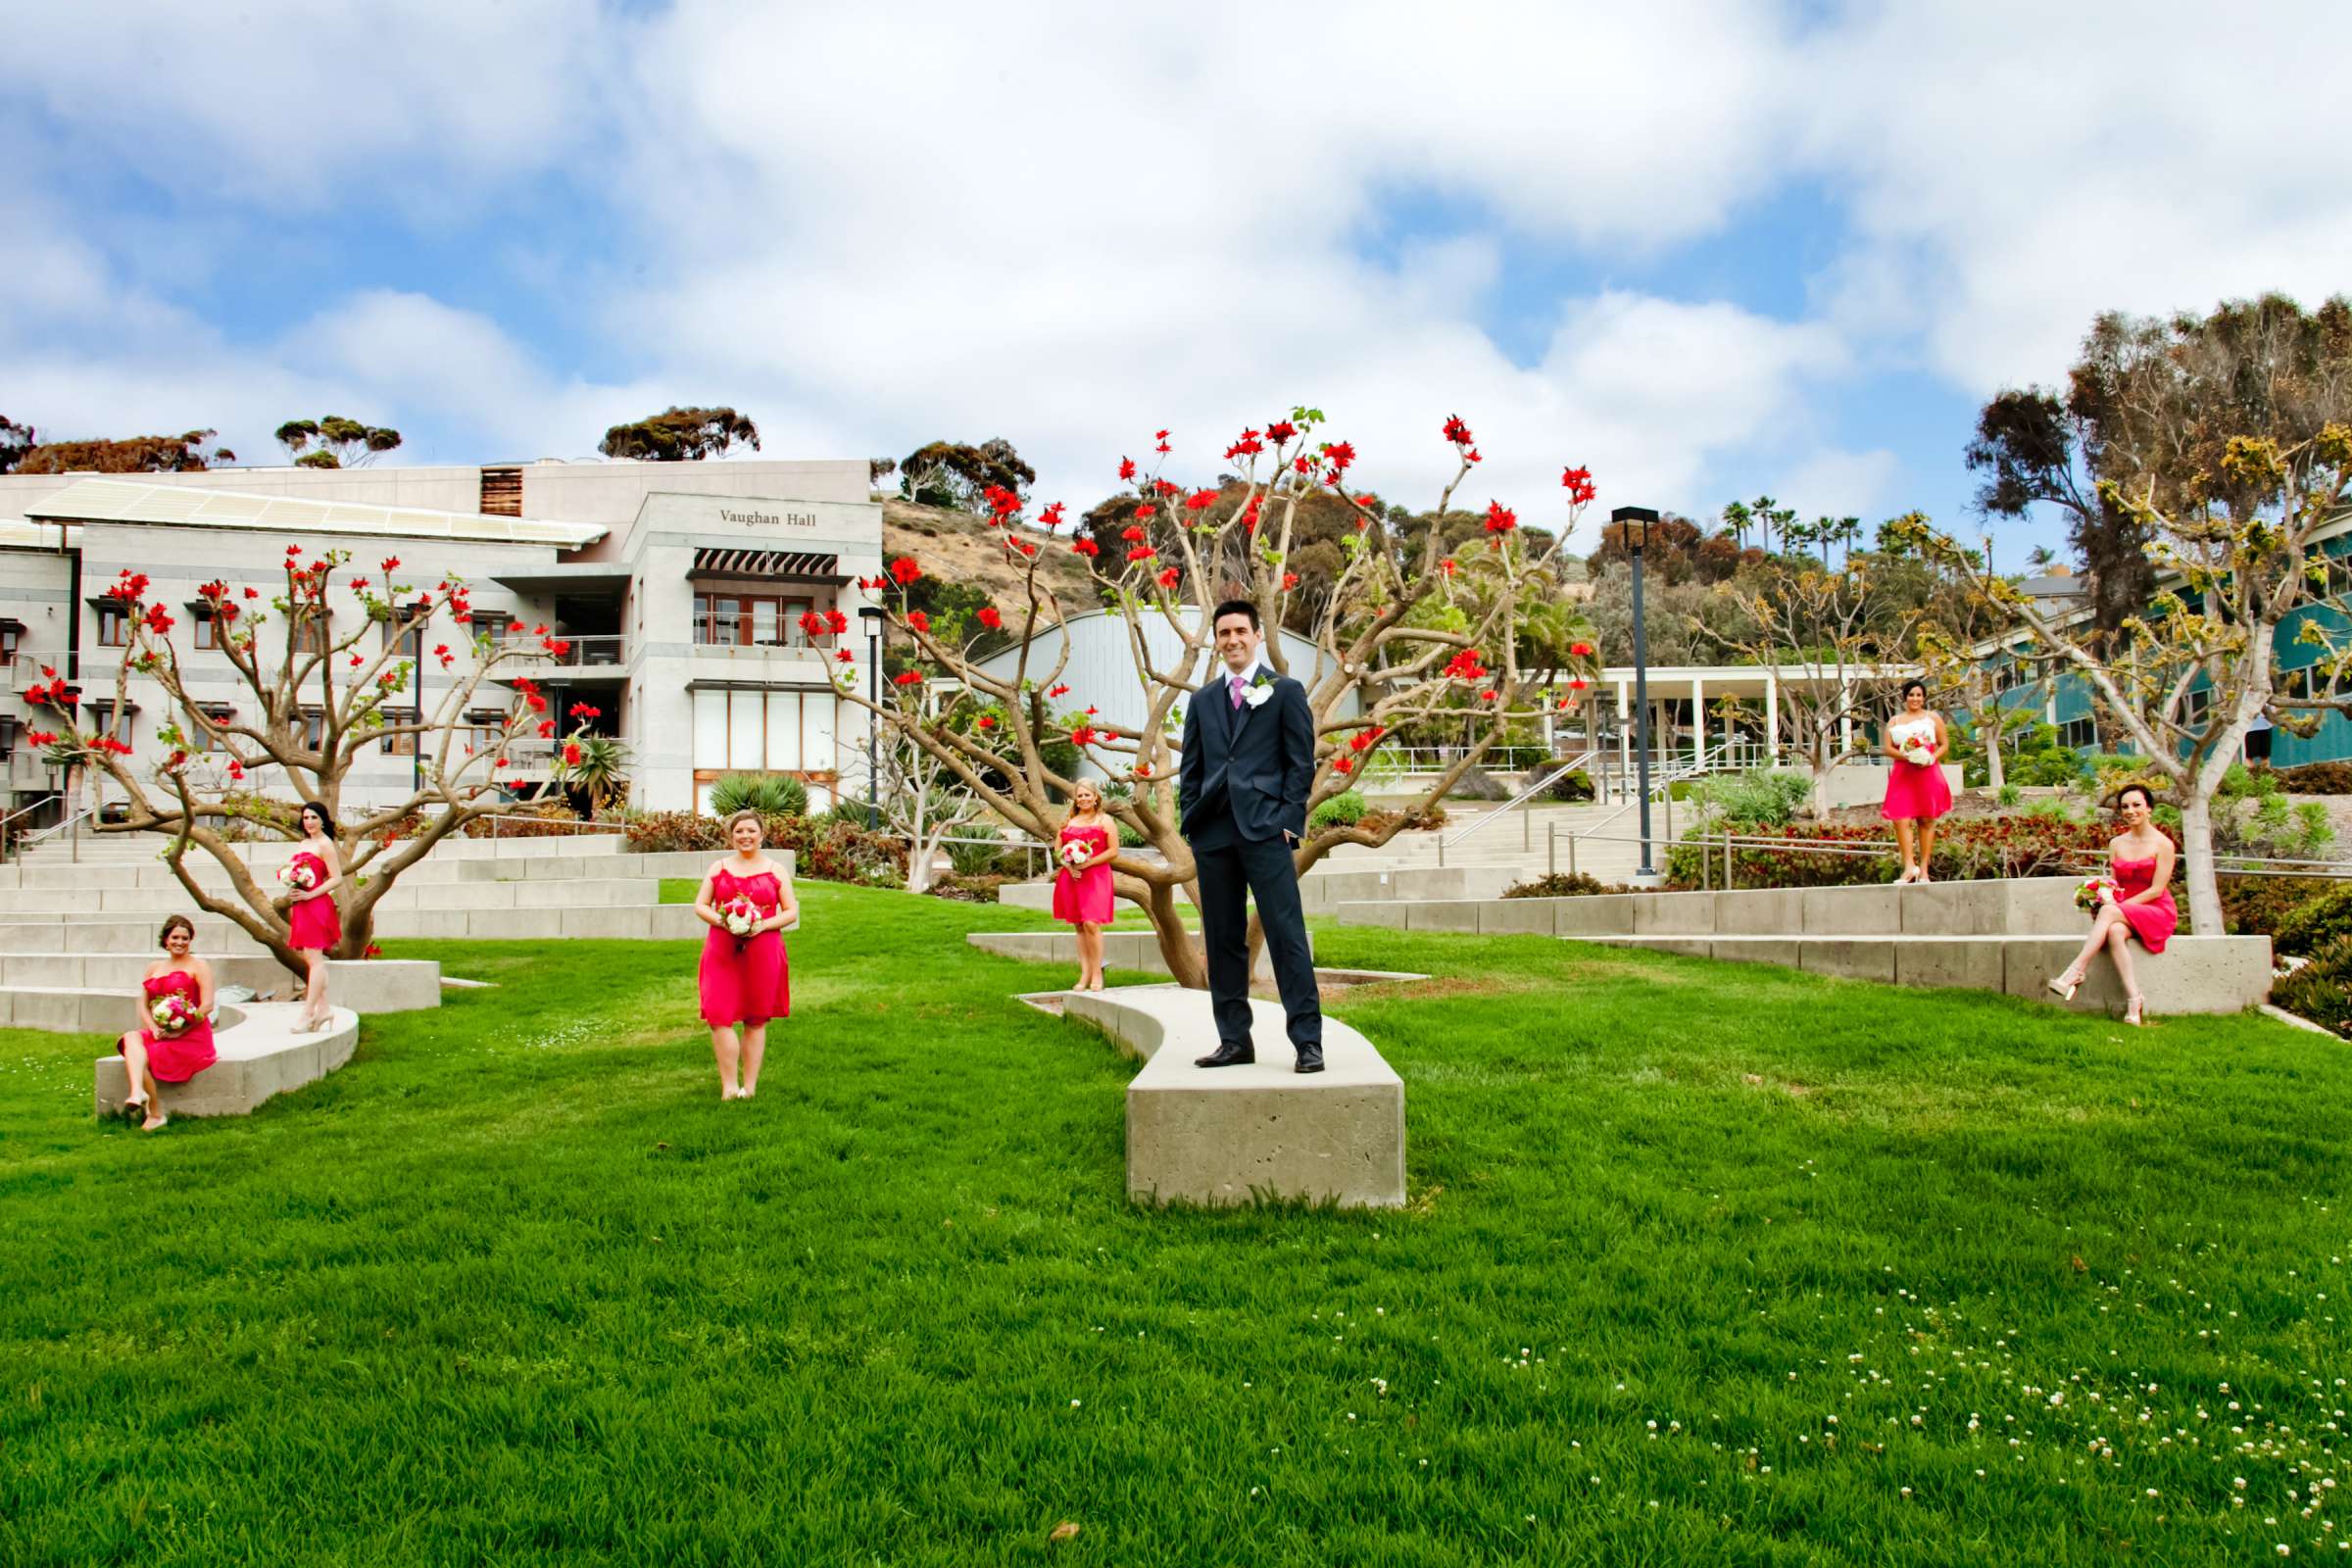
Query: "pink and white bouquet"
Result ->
[[719, 895, 762, 939], [2074, 874, 2121, 913], [1899, 737, 1936, 767], [150, 994, 196, 1036], [1059, 839, 1093, 871], [276, 860, 318, 895]]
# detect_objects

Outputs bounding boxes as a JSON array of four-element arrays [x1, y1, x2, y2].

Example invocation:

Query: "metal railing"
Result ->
[[0, 800, 58, 865], [17, 806, 96, 864], [1435, 750, 1598, 865], [1547, 741, 1741, 872], [496, 633, 626, 668]]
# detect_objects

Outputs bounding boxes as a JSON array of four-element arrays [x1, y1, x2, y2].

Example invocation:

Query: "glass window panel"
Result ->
[[728, 690, 762, 769], [753, 600, 780, 648], [804, 692, 836, 770], [764, 691, 800, 770], [693, 691, 729, 769], [783, 599, 812, 647]]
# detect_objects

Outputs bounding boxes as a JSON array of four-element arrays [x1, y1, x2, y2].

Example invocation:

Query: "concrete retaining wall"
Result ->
[[93, 1003, 358, 1117]]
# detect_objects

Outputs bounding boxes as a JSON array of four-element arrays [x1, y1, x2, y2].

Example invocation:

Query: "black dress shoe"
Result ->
[[1294, 1044, 1325, 1074], [1195, 1042, 1255, 1068]]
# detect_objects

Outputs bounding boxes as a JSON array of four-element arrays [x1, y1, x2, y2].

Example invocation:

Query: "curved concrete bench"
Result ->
[[968, 930, 1292, 985], [1062, 988, 1403, 1209], [92, 1003, 358, 1119]]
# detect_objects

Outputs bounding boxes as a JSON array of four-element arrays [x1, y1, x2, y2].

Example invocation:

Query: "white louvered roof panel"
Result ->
[[23, 478, 608, 548]]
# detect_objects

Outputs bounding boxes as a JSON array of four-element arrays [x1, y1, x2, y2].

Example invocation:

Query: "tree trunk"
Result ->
[[1981, 702, 2007, 792], [1142, 877, 1205, 988], [2178, 791, 2223, 938]]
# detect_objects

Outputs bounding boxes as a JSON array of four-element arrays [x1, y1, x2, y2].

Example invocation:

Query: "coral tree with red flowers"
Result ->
[[24, 552, 604, 973], [837, 406, 1602, 987]]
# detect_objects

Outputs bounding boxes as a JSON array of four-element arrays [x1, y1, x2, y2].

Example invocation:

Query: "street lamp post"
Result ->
[[858, 605, 885, 830], [1613, 506, 1660, 879]]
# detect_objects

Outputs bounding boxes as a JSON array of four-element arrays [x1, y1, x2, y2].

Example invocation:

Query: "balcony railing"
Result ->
[[494, 634, 625, 668]]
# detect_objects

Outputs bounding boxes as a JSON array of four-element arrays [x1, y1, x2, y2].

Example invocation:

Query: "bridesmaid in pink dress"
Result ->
[[2048, 783, 2178, 1026], [286, 802, 344, 1033], [693, 809, 798, 1101], [115, 914, 218, 1133], [1881, 680, 1953, 883], [1053, 782, 1117, 992]]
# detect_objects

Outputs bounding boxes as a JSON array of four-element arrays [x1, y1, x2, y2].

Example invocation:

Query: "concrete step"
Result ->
[[0, 905, 708, 950], [0, 847, 724, 891], [0, 877, 661, 916], [91, 1002, 358, 1118], [0, 954, 439, 1013]]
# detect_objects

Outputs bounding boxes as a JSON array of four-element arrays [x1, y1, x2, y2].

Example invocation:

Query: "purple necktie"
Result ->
[[1229, 674, 1247, 710]]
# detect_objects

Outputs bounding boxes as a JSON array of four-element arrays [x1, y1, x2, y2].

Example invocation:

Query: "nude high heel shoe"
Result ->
[[2046, 967, 2082, 1003]]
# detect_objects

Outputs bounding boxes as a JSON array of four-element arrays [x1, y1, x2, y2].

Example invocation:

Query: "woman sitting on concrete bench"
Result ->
[[118, 914, 219, 1133]]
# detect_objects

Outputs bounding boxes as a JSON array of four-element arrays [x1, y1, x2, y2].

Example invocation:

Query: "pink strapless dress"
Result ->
[[2110, 854, 2178, 953], [139, 970, 218, 1082], [287, 850, 341, 951], [1881, 758, 1952, 821], [699, 868, 791, 1028], [1052, 824, 1114, 925]]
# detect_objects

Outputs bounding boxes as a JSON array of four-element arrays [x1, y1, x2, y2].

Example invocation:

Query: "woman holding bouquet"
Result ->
[[693, 809, 797, 1101], [285, 802, 344, 1033], [1881, 680, 1952, 884], [116, 914, 217, 1133], [2048, 782, 2177, 1026], [1053, 782, 1117, 992]]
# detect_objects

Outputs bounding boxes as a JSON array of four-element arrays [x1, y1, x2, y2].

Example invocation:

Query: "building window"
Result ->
[[379, 708, 419, 757], [695, 593, 815, 648], [97, 601, 132, 648], [193, 612, 220, 651], [0, 623, 20, 665], [2059, 715, 2098, 749], [187, 705, 234, 752], [0, 715, 17, 758], [691, 688, 836, 771], [290, 613, 329, 657]]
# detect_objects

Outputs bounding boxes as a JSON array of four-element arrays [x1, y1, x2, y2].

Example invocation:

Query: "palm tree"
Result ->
[[1720, 500, 1752, 550], [2026, 545, 2059, 572]]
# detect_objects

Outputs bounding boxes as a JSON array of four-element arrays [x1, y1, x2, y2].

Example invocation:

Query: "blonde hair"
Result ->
[[1067, 782, 1104, 814], [723, 809, 765, 839]]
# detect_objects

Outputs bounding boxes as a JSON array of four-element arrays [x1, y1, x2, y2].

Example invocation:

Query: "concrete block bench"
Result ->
[[1062, 988, 1403, 1208], [91, 1003, 359, 1118]]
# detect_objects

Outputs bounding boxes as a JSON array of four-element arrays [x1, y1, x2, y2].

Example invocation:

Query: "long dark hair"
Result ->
[[299, 801, 336, 839], [1900, 679, 1928, 704]]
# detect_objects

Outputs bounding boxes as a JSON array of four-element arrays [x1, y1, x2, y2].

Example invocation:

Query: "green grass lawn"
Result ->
[[5, 884, 2349, 1565]]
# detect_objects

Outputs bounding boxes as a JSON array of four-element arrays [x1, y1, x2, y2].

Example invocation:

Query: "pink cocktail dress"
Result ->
[[1052, 824, 1114, 925], [2109, 853, 2178, 953], [1880, 715, 1952, 822], [287, 850, 341, 951], [699, 867, 791, 1028], [139, 970, 218, 1082]]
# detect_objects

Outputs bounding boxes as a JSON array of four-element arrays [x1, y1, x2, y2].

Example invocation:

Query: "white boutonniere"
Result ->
[[1242, 667, 1277, 709]]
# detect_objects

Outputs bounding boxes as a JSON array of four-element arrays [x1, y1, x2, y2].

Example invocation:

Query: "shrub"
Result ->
[[709, 772, 808, 817], [2272, 884, 2352, 957], [2217, 875, 2341, 938], [1501, 871, 1629, 899], [1310, 790, 1368, 829], [621, 810, 906, 887], [1996, 783, 2023, 807], [1448, 766, 1510, 802], [944, 833, 1009, 876], [1541, 764, 1596, 804], [2009, 747, 2092, 787], [925, 871, 1007, 903], [2273, 937, 2352, 1037], [461, 802, 597, 839], [1686, 767, 1813, 827], [2277, 760, 2352, 795]]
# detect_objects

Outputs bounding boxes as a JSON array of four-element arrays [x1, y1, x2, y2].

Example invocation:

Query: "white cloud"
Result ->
[[1769, 448, 1902, 523]]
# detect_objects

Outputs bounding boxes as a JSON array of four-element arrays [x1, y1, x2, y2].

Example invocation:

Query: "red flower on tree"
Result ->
[[1127, 546, 1156, 564], [1561, 466, 1596, 505], [1568, 640, 1593, 659], [893, 669, 923, 687], [1441, 414, 1474, 447], [888, 557, 922, 586], [1121, 525, 1147, 542], [569, 702, 601, 721], [1265, 419, 1297, 444], [1281, 571, 1299, 590], [1185, 489, 1218, 513], [906, 610, 931, 633], [1484, 501, 1518, 535], [825, 609, 849, 635], [1118, 457, 1137, 481], [1073, 537, 1100, 558], [977, 606, 1003, 630], [1039, 502, 1066, 529], [1332, 756, 1353, 774], [1155, 566, 1180, 589]]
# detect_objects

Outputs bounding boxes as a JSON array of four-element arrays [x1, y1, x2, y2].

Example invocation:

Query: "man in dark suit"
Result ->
[[1177, 599, 1324, 1074]]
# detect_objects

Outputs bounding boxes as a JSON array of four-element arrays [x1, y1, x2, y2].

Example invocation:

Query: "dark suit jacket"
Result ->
[[1179, 665, 1315, 843]]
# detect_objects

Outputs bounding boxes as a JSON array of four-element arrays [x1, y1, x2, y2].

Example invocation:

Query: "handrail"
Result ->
[[1563, 741, 1736, 844], [0, 800, 57, 865], [1437, 749, 1599, 857]]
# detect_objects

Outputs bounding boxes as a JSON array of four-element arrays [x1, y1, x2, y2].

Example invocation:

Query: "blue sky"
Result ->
[[4, 1, 2345, 569]]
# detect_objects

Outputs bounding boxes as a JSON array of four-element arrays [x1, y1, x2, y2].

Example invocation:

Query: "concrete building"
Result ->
[[0, 459, 886, 823]]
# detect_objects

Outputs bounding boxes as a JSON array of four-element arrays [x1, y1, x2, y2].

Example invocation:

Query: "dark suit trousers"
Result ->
[[1191, 808, 1323, 1052]]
